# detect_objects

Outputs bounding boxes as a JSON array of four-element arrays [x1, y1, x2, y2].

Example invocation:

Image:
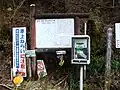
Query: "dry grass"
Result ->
[[12, 78, 68, 90]]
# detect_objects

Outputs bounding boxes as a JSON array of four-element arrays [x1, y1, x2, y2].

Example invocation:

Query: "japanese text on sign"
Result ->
[[12, 27, 27, 77]]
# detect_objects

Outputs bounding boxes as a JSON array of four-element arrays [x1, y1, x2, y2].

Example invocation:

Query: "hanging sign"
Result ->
[[25, 50, 36, 57], [12, 27, 27, 77]]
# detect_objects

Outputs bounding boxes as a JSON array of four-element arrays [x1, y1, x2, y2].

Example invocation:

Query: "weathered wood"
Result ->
[[35, 13, 89, 19], [105, 28, 113, 90], [30, 4, 37, 80], [75, 17, 81, 35], [26, 57, 32, 79]]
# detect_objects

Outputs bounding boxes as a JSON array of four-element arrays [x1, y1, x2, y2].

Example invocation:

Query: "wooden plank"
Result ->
[[35, 13, 89, 19]]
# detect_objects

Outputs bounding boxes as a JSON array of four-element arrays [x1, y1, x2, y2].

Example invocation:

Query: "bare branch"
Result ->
[[10, 0, 26, 20], [54, 75, 68, 87], [12, 0, 16, 7], [0, 84, 12, 90]]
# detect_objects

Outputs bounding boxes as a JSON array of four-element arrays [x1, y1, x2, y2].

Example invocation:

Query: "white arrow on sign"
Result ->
[[37, 62, 44, 71]]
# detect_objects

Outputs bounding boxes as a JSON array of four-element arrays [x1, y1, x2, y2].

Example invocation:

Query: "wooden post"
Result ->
[[30, 4, 37, 80], [104, 28, 112, 90], [26, 57, 32, 79], [75, 17, 80, 35], [75, 16, 84, 90]]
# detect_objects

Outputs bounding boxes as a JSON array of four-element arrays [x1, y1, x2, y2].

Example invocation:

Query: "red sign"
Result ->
[[37, 62, 44, 71]]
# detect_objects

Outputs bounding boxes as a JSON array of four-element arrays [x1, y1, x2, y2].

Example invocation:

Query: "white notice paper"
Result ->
[[115, 23, 120, 48], [35, 19, 74, 48]]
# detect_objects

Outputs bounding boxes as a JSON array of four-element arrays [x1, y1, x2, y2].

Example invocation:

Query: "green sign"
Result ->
[[25, 50, 36, 57]]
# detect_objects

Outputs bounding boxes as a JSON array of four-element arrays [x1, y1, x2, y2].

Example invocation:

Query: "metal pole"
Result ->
[[84, 22, 87, 35], [84, 22, 87, 80], [80, 65, 84, 90]]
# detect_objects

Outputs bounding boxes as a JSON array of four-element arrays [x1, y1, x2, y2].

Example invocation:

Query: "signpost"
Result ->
[[25, 50, 36, 78], [71, 35, 90, 64], [12, 27, 27, 77], [71, 35, 90, 90], [25, 50, 36, 57]]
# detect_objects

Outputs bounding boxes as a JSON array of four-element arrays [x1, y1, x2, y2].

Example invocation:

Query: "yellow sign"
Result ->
[[13, 73, 23, 86]]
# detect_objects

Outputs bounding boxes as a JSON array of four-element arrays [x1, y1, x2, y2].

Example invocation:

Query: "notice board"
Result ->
[[35, 18, 74, 48]]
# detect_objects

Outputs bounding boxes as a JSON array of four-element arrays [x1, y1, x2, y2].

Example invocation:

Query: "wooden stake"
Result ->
[[105, 27, 112, 90]]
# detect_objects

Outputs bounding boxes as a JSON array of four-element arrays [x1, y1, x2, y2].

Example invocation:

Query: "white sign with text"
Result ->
[[35, 18, 74, 48], [12, 27, 27, 77], [115, 23, 120, 48]]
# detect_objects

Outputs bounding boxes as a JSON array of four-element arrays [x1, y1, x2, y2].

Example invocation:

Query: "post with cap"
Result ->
[[30, 4, 37, 80]]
